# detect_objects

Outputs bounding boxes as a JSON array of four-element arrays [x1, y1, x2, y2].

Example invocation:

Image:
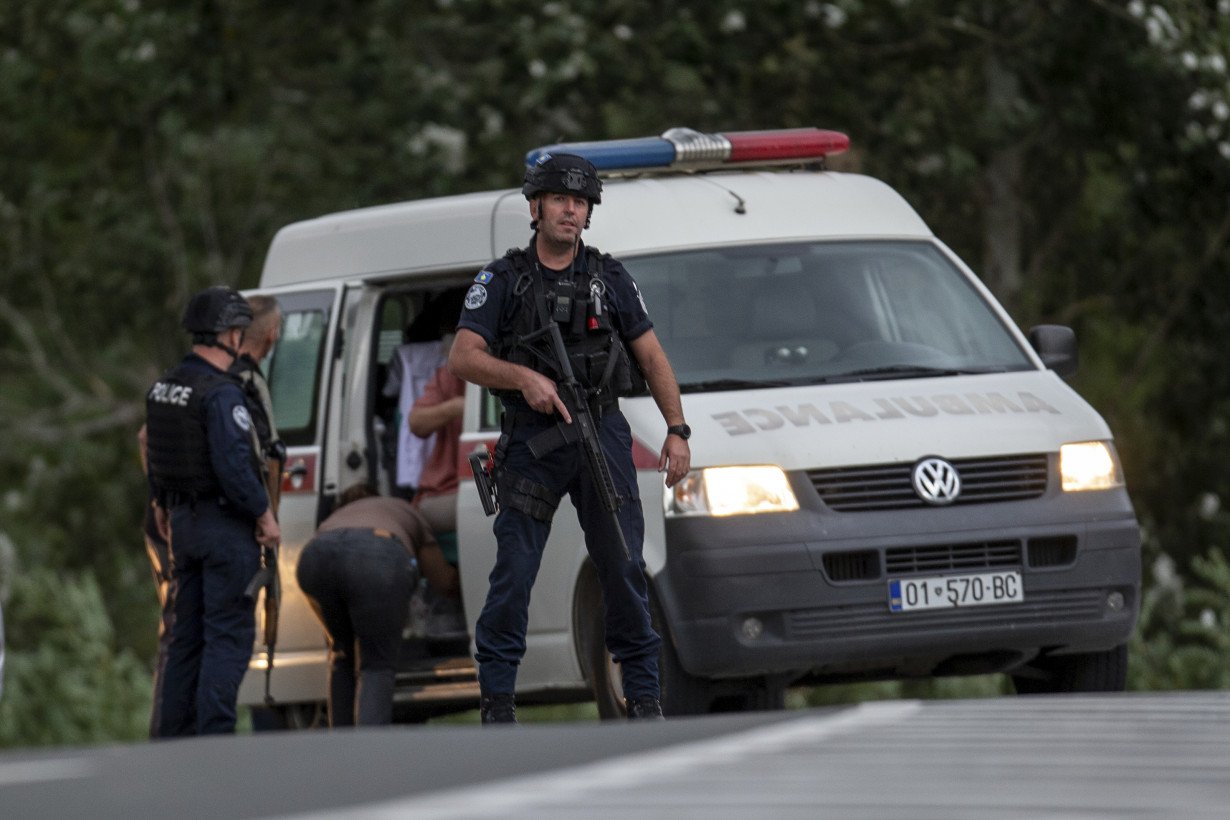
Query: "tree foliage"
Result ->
[[1, 0, 1228, 746]]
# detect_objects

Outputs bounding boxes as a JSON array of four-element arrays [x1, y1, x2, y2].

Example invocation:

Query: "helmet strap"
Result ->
[[197, 328, 241, 362], [212, 338, 240, 360]]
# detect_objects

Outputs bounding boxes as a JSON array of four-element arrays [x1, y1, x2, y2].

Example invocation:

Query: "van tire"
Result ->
[[578, 585, 625, 720], [1011, 643, 1128, 694], [575, 566, 717, 717]]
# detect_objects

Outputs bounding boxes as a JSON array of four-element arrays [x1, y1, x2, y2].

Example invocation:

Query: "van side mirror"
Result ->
[[1028, 324, 1078, 377]]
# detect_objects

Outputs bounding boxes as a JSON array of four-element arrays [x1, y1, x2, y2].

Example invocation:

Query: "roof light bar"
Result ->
[[525, 127, 849, 175]]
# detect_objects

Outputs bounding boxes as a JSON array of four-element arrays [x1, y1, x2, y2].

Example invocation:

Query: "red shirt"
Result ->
[[412, 367, 465, 499]]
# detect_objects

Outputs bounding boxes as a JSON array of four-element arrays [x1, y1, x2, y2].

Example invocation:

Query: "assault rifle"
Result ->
[[244, 444, 284, 707], [521, 321, 631, 561]]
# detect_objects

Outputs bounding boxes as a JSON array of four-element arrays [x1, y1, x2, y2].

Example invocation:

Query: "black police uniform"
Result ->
[[145, 352, 270, 736], [459, 239, 662, 702]]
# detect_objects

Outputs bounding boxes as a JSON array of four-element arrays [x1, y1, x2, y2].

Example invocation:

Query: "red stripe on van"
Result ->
[[632, 436, 659, 470]]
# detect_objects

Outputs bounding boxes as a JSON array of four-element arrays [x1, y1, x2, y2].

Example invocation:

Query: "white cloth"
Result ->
[[383, 341, 445, 488]]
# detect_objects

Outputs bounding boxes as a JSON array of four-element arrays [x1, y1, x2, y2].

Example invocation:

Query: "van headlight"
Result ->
[[1059, 441, 1123, 491], [664, 466, 800, 517]]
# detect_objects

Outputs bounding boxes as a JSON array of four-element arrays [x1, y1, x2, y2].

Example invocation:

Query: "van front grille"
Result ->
[[822, 550, 881, 583], [807, 454, 1049, 512], [885, 540, 1021, 575]]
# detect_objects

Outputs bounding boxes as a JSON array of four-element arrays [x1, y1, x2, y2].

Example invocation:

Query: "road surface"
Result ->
[[1, 691, 1227, 818]]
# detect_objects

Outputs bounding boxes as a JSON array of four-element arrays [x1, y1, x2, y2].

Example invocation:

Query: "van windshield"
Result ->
[[622, 240, 1035, 392]]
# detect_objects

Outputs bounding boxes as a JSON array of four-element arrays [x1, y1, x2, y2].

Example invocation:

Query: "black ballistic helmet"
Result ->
[[522, 152, 602, 205], [182, 286, 253, 337]]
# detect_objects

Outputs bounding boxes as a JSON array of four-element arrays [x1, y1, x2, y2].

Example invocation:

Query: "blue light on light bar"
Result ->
[[525, 137, 675, 171]]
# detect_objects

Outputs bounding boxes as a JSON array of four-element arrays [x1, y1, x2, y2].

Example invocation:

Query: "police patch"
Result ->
[[232, 405, 252, 432], [465, 284, 488, 310], [474, 270, 493, 284]]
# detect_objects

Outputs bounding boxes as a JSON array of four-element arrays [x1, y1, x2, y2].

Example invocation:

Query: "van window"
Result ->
[[264, 289, 335, 446], [624, 241, 1033, 390]]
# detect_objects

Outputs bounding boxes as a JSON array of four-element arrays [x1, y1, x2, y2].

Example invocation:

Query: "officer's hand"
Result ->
[[521, 370, 571, 423], [659, 436, 691, 488], [256, 509, 281, 547]]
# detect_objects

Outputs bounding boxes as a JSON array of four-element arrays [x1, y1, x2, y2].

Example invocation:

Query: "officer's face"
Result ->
[[534, 193, 589, 246]]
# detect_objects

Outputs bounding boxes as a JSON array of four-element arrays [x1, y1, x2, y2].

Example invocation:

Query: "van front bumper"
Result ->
[[654, 488, 1141, 681]]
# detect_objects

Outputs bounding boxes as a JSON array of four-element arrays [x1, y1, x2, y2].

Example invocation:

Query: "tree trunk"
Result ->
[[981, 52, 1025, 308]]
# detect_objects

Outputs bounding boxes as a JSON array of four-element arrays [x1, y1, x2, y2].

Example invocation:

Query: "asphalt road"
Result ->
[[1, 691, 1227, 818]]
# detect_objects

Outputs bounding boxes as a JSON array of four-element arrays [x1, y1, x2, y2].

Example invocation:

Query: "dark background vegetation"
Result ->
[[2, 1, 1228, 745]]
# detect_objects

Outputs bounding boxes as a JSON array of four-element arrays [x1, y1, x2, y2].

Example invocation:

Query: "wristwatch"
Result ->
[[666, 423, 691, 441]]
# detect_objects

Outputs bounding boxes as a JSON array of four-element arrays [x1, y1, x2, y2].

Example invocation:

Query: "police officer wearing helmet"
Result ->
[[145, 286, 281, 736], [449, 152, 692, 723]]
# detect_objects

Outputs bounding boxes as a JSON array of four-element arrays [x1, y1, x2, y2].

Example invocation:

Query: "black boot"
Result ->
[[626, 695, 665, 720], [480, 693, 517, 725]]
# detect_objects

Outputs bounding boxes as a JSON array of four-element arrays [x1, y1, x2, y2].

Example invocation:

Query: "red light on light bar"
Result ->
[[725, 129, 850, 163]]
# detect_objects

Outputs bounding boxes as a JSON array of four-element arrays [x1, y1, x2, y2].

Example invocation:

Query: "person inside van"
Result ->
[[380, 290, 467, 500], [409, 329, 466, 637], [381, 318, 446, 499], [296, 482, 455, 726]]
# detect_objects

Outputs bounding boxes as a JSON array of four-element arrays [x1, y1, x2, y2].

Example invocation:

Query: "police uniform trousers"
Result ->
[[296, 528, 417, 726], [475, 408, 662, 699], [158, 500, 260, 736]]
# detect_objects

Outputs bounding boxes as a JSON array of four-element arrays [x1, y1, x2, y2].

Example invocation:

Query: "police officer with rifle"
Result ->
[[145, 286, 280, 736], [450, 152, 691, 724]]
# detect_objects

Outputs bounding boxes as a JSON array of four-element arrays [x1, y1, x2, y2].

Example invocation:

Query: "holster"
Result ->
[[469, 451, 500, 516]]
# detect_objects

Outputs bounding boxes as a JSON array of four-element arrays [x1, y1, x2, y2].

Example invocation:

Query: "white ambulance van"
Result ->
[[238, 128, 1140, 723]]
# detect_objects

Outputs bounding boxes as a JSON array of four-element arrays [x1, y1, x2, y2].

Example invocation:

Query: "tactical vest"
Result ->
[[145, 361, 234, 503], [493, 247, 647, 406]]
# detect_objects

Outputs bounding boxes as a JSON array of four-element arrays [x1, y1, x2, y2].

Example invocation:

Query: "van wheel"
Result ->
[[576, 569, 716, 718], [578, 588, 626, 720], [1011, 644, 1128, 694]]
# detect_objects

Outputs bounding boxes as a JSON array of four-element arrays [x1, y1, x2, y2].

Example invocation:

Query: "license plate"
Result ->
[[888, 570, 1023, 613]]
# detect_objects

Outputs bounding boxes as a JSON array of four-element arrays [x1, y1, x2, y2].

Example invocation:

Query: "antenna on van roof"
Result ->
[[695, 176, 748, 215]]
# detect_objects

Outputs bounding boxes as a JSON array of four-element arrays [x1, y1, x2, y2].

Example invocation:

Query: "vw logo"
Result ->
[[912, 457, 961, 505]]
